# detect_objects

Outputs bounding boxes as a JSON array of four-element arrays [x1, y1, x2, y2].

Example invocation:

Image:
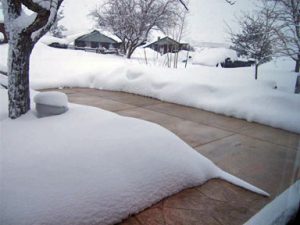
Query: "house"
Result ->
[[74, 30, 121, 54], [0, 4, 8, 43], [144, 36, 190, 55]]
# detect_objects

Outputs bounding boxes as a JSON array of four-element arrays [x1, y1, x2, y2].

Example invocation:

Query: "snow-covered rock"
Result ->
[[0, 89, 268, 225], [34, 91, 69, 117]]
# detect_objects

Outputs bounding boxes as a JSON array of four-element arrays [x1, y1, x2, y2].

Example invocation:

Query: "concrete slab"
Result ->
[[72, 88, 161, 107], [118, 179, 269, 225], [40, 88, 299, 225], [195, 134, 299, 196], [240, 123, 300, 150], [145, 103, 256, 133], [67, 93, 137, 112], [118, 107, 233, 147]]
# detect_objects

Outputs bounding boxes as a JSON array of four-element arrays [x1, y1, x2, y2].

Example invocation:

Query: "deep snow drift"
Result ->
[[0, 89, 268, 225], [0, 43, 299, 133]]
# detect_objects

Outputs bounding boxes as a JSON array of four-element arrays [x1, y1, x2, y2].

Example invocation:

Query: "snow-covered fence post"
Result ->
[[2, 0, 63, 119]]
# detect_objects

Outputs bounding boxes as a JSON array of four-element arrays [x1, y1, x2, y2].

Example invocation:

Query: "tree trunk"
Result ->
[[8, 34, 34, 119], [255, 64, 258, 80], [125, 44, 137, 59], [295, 56, 300, 72], [126, 45, 132, 59]]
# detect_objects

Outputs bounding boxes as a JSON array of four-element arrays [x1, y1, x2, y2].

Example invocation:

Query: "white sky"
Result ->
[[0, 0, 257, 43], [186, 0, 257, 43]]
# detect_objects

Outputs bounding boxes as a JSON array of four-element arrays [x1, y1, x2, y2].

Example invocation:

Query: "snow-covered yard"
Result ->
[[0, 88, 268, 225], [1, 43, 299, 133]]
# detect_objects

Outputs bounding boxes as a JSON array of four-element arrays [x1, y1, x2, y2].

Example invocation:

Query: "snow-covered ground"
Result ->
[[0, 43, 299, 133], [0, 88, 268, 225]]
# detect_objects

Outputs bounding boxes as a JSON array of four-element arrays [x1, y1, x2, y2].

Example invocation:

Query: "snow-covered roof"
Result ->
[[144, 36, 181, 48], [75, 30, 121, 44]]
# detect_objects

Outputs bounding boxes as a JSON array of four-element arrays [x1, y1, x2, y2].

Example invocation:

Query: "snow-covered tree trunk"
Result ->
[[8, 33, 34, 118], [2, 0, 63, 119]]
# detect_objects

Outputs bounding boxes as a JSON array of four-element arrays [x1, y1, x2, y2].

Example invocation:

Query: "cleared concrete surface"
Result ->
[[41, 88, 300, 225]]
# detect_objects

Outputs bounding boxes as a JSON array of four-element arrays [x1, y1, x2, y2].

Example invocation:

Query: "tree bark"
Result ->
[[8, 34, 34, 119], [255, 64, 258, 80], [125, 44, 137, 59], [126, 46, 132, 58]]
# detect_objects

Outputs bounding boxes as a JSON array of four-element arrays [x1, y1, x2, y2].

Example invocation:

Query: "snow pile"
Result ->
[[39, 35, 70, 45], [34, 91, 68, 107], [0, 89, 268, 225], [192, 47, 238, 66], [244, 180, 300, 225], [0, 43, 299, 133]]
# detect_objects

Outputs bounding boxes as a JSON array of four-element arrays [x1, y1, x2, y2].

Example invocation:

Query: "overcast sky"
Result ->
[[1, 0, 257, 44], [186, 0, 257, 43]]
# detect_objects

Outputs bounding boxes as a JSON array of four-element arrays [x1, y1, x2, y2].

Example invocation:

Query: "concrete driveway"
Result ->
[[42, 88, 300, 225]]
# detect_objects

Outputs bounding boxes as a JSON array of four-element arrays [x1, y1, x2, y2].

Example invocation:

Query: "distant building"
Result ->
[[0, 23, 8, 43], [74, 30, 121, 53], [0, 3, 8, 44], [144, 37, 190, 55]]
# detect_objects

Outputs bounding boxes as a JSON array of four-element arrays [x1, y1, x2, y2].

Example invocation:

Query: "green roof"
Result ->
[[146, 37, 180, 48], [76, 30, 118, 44]]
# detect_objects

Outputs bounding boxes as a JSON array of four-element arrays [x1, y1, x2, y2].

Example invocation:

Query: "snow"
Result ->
[[0, 33, 4, 41], [192, 47, 238, 66], [39, 35, 70, 45], [99, 29, 122, 43], [0, 43, 299, 133], [32, 0, 51, 10], [34, 91, 68, 107], [244, 180, 300, 225], [0, 88, 268, 225]]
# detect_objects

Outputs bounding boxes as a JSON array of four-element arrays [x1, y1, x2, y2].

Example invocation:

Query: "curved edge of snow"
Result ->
[[218, 170, 270, 197]]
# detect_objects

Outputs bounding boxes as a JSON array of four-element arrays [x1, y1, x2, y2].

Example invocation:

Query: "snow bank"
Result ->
[[39, 35, 70, 45], [244, 180, 300, 225], [192, 47, 238, 66], [0, 43, 299, 133], [0, 89, 268, 225]]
